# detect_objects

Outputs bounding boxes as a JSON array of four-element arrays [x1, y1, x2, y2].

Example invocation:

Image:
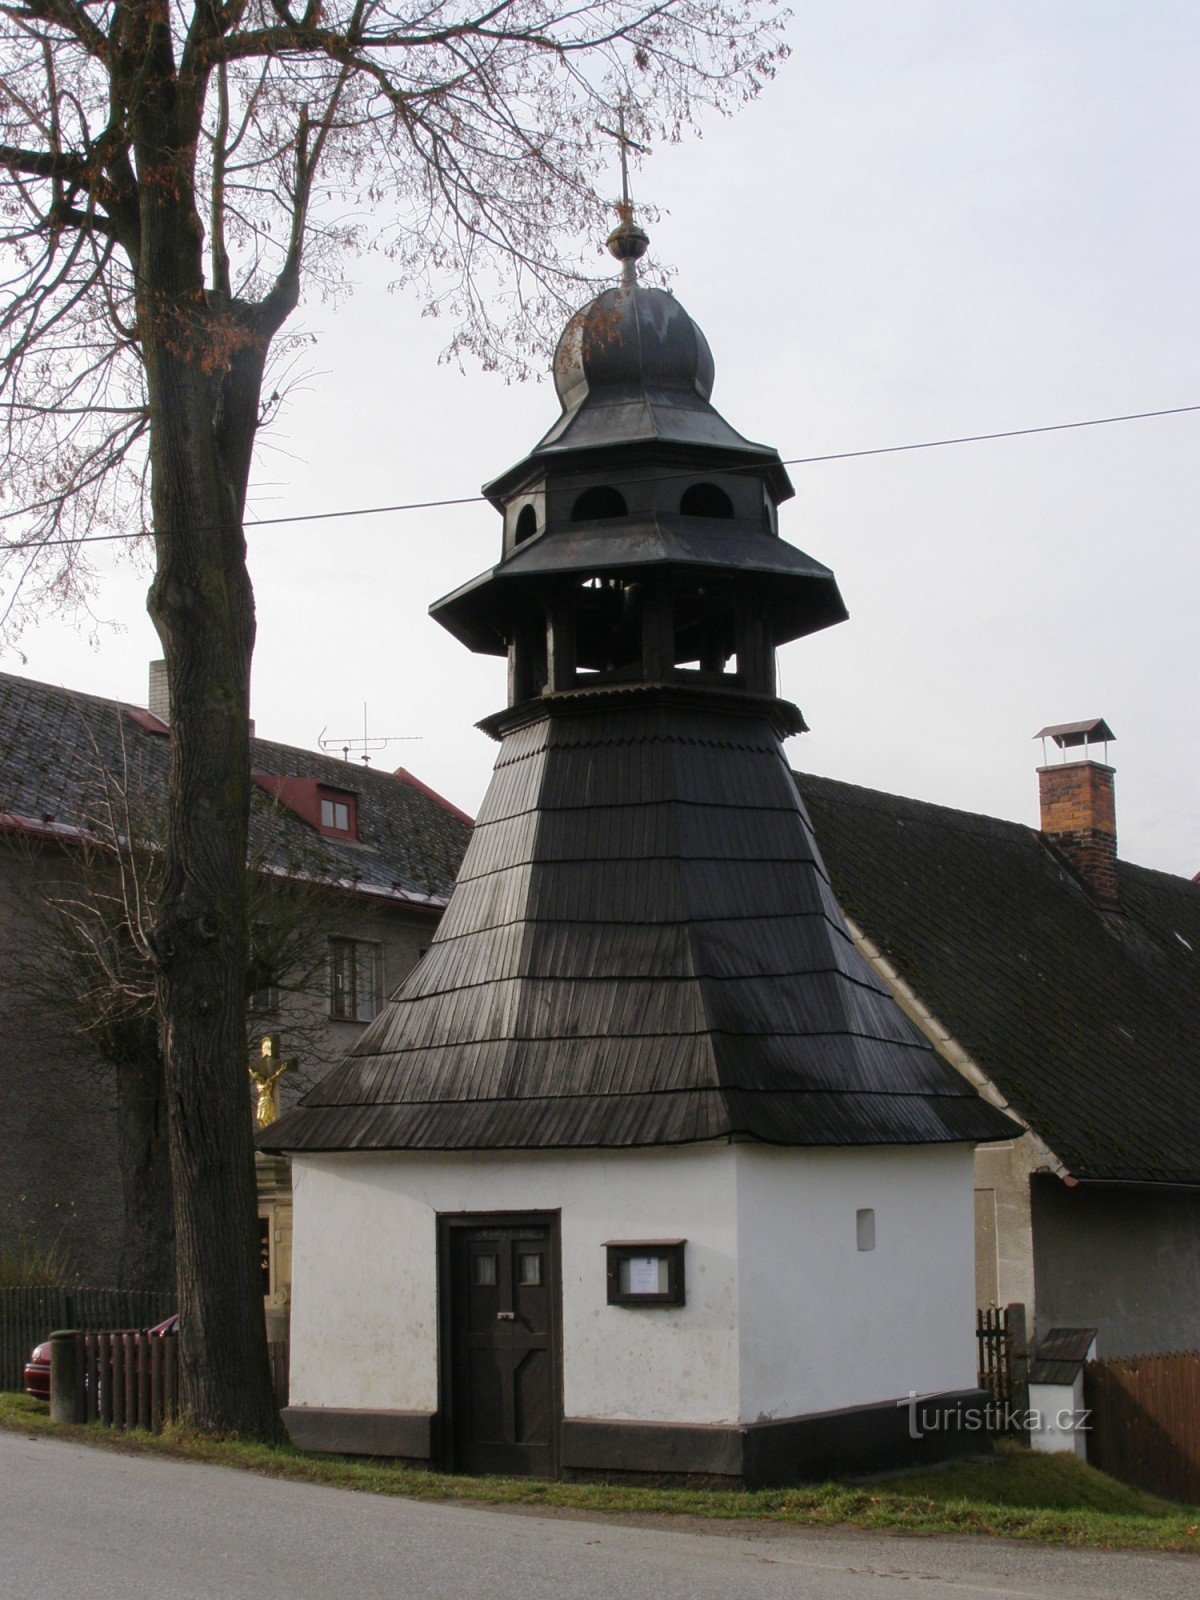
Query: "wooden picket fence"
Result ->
[[1085, 1351, 1200, 1505], [62, 1330, 289, 1431], [975, 1303, 1029, 1430], [0, 1286, 174, 1391], [76, 1330, 179, 1430]]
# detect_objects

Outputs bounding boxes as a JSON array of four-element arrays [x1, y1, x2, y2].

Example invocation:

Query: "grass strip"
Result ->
[[2, 1393, 1197, 1553]]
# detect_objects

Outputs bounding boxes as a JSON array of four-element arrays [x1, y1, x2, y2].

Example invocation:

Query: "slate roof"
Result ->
[[264, 691, 1016, 1154], [794, 773, 1200, 1186], [0, 671, 471, 907]]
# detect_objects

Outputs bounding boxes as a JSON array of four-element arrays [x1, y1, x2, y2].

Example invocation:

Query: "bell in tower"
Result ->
[[267, 210, 1015, 1485]]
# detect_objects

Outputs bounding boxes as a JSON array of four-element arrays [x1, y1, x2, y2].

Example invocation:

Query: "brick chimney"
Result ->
[[1035, 719, 1118, 906], [148, 659, 170, 724], [149, 658, 255, 736]]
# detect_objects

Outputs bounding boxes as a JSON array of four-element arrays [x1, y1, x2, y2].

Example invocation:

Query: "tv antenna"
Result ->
[[318, 704, 421, 766]]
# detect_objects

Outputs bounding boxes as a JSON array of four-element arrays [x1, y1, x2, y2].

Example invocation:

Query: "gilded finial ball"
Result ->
[[606, 219, 650, 264]]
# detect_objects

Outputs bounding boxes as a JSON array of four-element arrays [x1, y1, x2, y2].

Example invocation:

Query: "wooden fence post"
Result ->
[[163, 1334, 178, 1424], [122, 1333, 136, 1430], [1006, 1302, 1030, 1438], [48, 1330, 81, 1425]]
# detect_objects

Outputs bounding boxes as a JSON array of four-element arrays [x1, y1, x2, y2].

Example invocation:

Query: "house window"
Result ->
[[247, 924, 280, 1013], [328, 937, 383, 1021], [318, 788, 357, 839], [248, 979, 281, 1015]]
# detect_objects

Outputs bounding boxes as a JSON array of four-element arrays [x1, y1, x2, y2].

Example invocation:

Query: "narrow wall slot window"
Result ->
[[856, 1209, 876, 1252], [605, 1240, 685, 1307]]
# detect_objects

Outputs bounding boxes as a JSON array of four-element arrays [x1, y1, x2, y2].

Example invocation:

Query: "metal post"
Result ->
[[48, 1329, 81, 1425]]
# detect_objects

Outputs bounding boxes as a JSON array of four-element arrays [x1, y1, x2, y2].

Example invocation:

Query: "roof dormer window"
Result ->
[[318, 788, 357, 840]]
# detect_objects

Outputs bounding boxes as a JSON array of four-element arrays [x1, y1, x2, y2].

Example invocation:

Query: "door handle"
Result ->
[[496, 1311, 515, 1321]]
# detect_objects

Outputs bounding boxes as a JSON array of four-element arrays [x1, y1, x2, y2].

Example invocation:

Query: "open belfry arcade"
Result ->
[[264, 201, 1015, 1485]]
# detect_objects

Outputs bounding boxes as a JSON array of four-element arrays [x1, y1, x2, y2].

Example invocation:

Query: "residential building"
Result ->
[[0, 666, 472, 1295], [796, 724, 1200, 1358]]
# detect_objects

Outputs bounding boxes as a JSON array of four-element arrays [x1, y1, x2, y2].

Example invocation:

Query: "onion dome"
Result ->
[[553, 283, 716, 411], [486, 222, 787, 500], [431, 214, 849, 665]]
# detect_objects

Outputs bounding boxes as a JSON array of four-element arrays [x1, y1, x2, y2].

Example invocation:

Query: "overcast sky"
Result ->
[[7, 3, 1197, 874]]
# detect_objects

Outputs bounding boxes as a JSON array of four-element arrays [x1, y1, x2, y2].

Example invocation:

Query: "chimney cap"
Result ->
[[1033, 717, 1115, 750]]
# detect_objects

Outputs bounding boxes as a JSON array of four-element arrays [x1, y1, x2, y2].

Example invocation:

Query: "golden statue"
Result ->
[[249, 1034, 293, 1128]]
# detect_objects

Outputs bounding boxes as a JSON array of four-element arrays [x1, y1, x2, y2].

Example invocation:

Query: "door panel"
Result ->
[[447, 1219, 560, 1476]]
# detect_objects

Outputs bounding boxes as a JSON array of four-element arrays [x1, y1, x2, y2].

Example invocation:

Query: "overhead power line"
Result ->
[[4, 403, 1197, 555]]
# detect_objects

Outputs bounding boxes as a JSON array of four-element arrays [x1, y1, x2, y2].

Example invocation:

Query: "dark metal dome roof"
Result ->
[[553, 284, 716, 411]]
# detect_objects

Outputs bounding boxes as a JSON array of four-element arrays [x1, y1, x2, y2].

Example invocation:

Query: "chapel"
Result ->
[[264, 211, 1015, 1484]]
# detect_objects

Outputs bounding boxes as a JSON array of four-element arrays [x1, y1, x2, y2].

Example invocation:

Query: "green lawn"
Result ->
[[2, 1393, 1196, 1553]]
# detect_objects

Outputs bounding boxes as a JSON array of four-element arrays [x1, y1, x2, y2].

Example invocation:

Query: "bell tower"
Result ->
[[431, 220, 848, 730], [268, 205, 1016, 1488]]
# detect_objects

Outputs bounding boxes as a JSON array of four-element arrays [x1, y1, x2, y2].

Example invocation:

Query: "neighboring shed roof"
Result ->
[[1029, 1327, 1098, 1385], [794, 773, 1200, 1186], [265, 693, 1016, 1155], [0, 671, 471, 907]]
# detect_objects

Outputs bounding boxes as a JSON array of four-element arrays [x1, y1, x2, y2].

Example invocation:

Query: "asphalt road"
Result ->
[[1, 1431, 1196, 1600]]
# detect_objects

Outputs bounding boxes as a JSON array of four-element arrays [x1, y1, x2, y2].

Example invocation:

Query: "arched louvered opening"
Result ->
[[571, 485, 628, 522], [514, 504, 538, 545], [680, 482, 734, 519]]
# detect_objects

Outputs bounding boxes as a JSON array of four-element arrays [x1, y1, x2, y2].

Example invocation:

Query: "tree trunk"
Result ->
[[125, 27, 284, 1439], [115, 1047, 175, 1291], [142, 314, 282, 1440]]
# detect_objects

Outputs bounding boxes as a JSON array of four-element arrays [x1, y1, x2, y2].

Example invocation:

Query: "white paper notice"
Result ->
[[626, 1256, 661, 1295]]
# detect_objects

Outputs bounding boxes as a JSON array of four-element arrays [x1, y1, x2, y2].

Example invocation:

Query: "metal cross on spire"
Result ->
[[598, 100, 650, 283]]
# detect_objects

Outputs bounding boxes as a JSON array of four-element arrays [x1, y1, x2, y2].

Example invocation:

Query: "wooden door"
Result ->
[[444, 1217, 560, 1476]]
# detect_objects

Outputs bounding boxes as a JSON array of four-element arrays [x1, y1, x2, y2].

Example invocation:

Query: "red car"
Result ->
[[24, 1313, 178, 1401]]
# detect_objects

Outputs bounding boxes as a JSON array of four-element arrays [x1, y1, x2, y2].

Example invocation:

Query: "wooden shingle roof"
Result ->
[[265, 692, 1016, 1153], [795, 773, 1200, 1185]]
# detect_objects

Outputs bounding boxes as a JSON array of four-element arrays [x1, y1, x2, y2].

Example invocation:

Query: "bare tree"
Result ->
[[0, 1, 786, 1437], [2, 716, 341, 1291]]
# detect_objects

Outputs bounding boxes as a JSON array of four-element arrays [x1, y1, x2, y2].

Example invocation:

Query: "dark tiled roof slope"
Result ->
[[0, 671, 471, 906], [794, 773, 1200, 1185], [265, 694, 1016, 1153]]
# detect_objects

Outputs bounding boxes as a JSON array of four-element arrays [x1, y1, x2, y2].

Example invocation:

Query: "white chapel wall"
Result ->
[[734, 1143, 978, 1420], [289, 1144, 742, 1425]]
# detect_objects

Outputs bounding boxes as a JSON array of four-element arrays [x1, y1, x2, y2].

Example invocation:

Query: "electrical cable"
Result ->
[[3, 403, 1196, 554]]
